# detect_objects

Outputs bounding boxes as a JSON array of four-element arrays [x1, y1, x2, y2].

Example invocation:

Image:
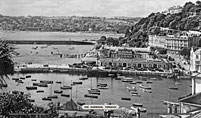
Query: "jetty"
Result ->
[[5, 40, 94, 45], [15, 64, 172, 77]]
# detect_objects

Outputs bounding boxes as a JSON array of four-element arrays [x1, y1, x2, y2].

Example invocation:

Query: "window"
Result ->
[[196, 55, 199, 59]]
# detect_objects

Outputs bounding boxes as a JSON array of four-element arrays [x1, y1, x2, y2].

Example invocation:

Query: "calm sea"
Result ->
[[0, 31, 191, 113]]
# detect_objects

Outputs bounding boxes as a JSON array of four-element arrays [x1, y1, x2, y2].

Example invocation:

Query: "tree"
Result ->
[[180, 47, 191, 58], [0, 40, 16, 86]]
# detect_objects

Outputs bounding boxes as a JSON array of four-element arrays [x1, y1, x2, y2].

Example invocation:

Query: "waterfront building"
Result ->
[[148, 29, 201, 55], [98, 46, 169, 69]]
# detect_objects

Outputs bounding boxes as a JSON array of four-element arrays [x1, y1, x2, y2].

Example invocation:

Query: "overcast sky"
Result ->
[[0, 0, 198, 17]]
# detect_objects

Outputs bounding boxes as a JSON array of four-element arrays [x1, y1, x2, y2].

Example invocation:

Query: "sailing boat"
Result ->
[[42, 83, 57, 101], [61, 80, 71, 97], [54, 82, 63, 94], [60, 78, 72, 89], [85, 78, 99, 98]]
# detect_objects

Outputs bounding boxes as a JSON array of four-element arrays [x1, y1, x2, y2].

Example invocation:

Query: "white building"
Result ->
[[168, 6, 182, 14]]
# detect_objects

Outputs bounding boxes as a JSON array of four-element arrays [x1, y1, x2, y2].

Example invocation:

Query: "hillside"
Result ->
[[124, 1, 201, 46]]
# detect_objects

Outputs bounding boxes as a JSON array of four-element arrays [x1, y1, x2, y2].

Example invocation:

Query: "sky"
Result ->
[[0, 0, 198, 17]]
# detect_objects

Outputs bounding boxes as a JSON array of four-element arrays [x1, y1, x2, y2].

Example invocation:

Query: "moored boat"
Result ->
[[169, 86, 178, 90], [121, 97, 131, 101], [77, 101, 85, 106], [146, 81, 153, 84], [131, 92, 141, 97], [26, 86, 37, 90], [56, 81, 62, 84], [61, 94, 70, 97], [88, 90, 100, 95], [79, 77, 88, 80], [26, 75, 31, 78], [40, 80, 53, 84], [20, 77, 25, 80], [127, 87, 137, 92], [72, 81, 83, 85], [29, 99, 35, 102], [47, 95, 58, 99], [139, 85, 151, 89], [54, 90, 63, 94], [12, 78, 19, 81], [31, 79, 37, 81], [88, 88, 100, 92], [98, 86, 109, 89], [143, 89, 152, 93], [84, 94, 98, 98], [122, 78, 133, 82], [60, 86, 72, 89], [133, 103, 143, 107], [42, 97, 52, 101], [97, 83, 107, 87], [36, 90, 44, 93]]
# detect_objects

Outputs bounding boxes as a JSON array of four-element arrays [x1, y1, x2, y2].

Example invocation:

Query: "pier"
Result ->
[[5, 40, 95, 45], [15, 64, 172, 77]]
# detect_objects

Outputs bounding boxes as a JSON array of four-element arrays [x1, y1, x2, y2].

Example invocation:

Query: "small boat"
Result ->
[[122, 79, 133, 82], [40, 80, 53, 84], [12, 78, 19, 81], [146, 81, 153, 84], [20, 77, 25, 80], [136, 81, 143, 84], [42, 97, 52, 101], [131, 92, 141, 97], [97, 83, 107, 87], [31, 79, 37, 81], [38, 83, 48, 87], [60, 86, 72, 89], [77, 101, 85, 106], [61, 94, 70, 97], [139, 85, 151, 89], [150, 78, 157, 80], [98, 86, 109, 89], [54, 90, 63, 94], [133, 103, 143, 107], [127, 87, 137, 92], [29, 99, 35, 102], [47, 95, 58, 99], [88, 90, 101, 95], [36, 90, 44, 93], [84, 94, 98, 99], [26, 86, 37, 90], [121, 97, 131, 101], [33, 83, 40, 86], [129, 82, 137, 84], [26, 75, 31, 78], [143, 89, 152, 93], [72, 82, 83, 85], [79, 77, 88, 80], [55, 81, 62, 84], [88, 88, 100, 92], [169, 87, 178, 90]]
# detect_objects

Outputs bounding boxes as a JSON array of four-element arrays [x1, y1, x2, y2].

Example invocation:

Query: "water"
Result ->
[[0, 31, 192, 113]]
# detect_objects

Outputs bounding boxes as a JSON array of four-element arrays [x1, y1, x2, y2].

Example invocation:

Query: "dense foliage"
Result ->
[[0, 15, 141, 33], [122, 1, 201, 46], [0, 40, 16, 86], [0, 91, 44, 116]]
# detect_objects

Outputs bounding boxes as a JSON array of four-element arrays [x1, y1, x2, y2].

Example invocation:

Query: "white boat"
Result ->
[[98, 86, 109, 89], [132, 103, 143, 107], [139, 85, 151, 89], [122, 78, 133, 82], [130, 92, 140, 97], [126, 87, 137, 92], [143, 89, 152, 93]]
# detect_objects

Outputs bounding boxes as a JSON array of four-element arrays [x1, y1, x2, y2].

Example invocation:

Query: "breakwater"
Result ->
[[5, 40, 94, 45], [15, 65, 172, 77]]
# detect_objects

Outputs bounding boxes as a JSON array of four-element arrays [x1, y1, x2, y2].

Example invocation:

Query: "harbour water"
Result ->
[[0, 31, 192, 113]]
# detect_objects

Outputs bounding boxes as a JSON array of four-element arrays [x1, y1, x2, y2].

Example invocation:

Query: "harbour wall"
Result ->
[[15, 66, 172, 77], [5, 40, 95, 45]]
